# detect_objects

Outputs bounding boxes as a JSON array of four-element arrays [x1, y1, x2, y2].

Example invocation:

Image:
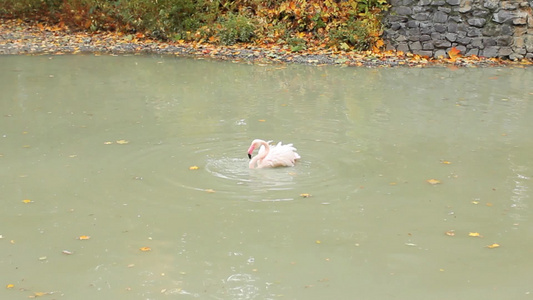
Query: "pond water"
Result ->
[[1, 55, 532, 300]]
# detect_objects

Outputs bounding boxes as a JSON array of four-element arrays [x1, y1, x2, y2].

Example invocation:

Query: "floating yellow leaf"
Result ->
[[78, 235, 91, 240], [103, 141, 113, 145], [189, 166, 199, 170], [205, 189, 215, 193], [116, 139, 129, 144], [468, 232, 482, 237], [6, 284, 14, 289], [315, 240, 321, 244], [440, 160, 452, 164], [140, 247, 151, 252], [426, 179, 441, 185], [471, 201, 480, 204], [486, 243, 500, 249], [258, 119, 266, 122], [300, 193, 311, 198], [444, 230, 455, 236], [33, 292, 47, 297], [22, 199, 32, 203]]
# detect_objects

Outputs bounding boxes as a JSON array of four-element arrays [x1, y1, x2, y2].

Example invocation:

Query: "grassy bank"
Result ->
[[0, 0, 389, 51]]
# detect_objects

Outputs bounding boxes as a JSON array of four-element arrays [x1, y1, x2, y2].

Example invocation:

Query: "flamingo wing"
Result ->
[[259, 142, 300, 168]]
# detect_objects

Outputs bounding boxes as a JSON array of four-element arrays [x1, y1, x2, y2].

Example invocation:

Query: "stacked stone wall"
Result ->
[[383, 0, 533, 59]]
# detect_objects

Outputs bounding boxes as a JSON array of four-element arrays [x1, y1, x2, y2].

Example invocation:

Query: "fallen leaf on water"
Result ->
[[78, 235, 91, 240], [444, 230, 455, 236], [315, 240, 321, 244], [468, 232, 482, 237], [189, 166, 199, 170], [426, 179, 441, 185], [103, 141, 113, 145], [31, 292, 48, 297], [486, 243, 500, 249], [205, 189, 215, 193], [22, 199, 33, 203], [116, 139, 129, 144], [140, 247, 151, 252], [300, 193, 311, 198], [440, 160, 452, 164], [6, 284, 14, 289], [486, 203, 493, 207], [472, 200, 480, 204], [258, 119, 266, 122], [62, 250, 73, 255]]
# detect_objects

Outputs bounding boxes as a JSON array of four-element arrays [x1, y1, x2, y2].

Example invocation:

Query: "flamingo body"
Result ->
[[247, 139, 300, 169]]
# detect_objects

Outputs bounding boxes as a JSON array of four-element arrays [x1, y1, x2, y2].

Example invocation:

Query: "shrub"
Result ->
[[215, 14, 256, 45], [0, 0, 389, 50], [329, 19, 372, 51]]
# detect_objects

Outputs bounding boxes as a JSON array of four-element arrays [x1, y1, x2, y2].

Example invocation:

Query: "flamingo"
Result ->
[[247, 139, 301, 169]]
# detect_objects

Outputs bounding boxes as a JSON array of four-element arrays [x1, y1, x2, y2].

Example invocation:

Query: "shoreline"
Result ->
[[1, 19, 532, 68]]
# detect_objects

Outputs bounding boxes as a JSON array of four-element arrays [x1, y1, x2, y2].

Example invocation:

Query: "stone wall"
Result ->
[[383, 0, 533, 60]]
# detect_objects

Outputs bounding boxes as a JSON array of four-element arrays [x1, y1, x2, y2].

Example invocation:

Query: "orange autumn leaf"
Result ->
[[139, 247, 151, 252], [78, 235, 91, 240], [448, 47, 461, 61], [486, 243, 500, 249], [189, 166, 199, 170]]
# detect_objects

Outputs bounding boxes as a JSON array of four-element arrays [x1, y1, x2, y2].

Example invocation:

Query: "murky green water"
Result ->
[[1, 55, 532, 299]]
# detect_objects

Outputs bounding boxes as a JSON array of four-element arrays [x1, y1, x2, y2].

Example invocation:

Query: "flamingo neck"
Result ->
[[249, 140, 270, 168]]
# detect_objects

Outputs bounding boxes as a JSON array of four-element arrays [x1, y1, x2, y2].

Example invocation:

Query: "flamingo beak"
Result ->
[[247, 145, 255, 159]]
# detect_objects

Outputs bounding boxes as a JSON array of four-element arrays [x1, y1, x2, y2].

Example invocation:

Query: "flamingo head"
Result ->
[[247, 144, 256, 159]]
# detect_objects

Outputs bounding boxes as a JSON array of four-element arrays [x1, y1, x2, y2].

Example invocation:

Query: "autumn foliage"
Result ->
[[0, 0, 389, 51]]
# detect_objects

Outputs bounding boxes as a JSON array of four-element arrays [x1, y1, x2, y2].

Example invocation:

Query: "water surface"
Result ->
[[1, 55, 532, 299]]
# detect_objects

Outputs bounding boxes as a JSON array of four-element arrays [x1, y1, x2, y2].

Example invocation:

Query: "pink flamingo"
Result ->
[[247, 139, 301, 169]]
